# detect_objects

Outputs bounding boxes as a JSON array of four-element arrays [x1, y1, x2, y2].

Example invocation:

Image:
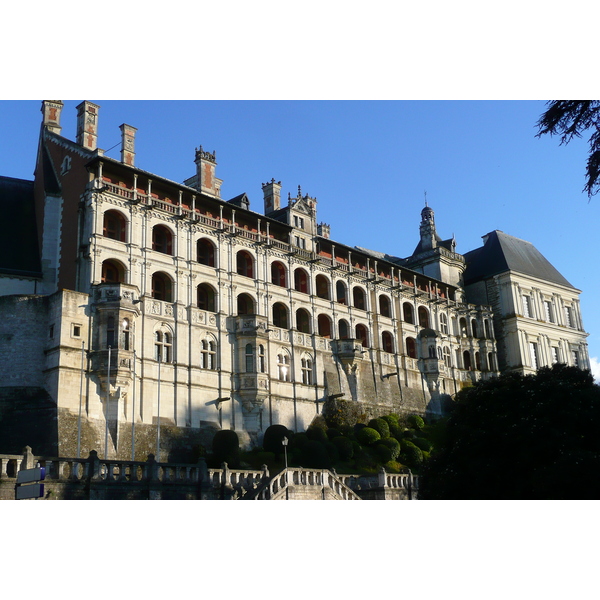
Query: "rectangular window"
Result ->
[[529, 342, 539, 370], [551, 347, 559, 364], [522, 295, 532, 318], [544, 301, 554, 323], [72, 324, 81, 338], [565, 306, 573, 328], [573, 350, 580, 367], [49, 325, 55, 339]]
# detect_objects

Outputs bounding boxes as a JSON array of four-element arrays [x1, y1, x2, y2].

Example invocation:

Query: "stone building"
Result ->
[[0, 101, 589, 460]]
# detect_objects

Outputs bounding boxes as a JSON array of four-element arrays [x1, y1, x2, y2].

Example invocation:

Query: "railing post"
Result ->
[[21, 446, 35, 471], [378, 466, 387, 488]]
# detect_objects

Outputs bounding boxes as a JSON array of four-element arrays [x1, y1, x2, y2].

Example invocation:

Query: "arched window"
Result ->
[[152, 272, 173, 302], [406, 337, 417, 359], [463, 350, 472, 371], [294, 268, 309, 294], [197, 283, 216, 312], [459, 317, 468, 337], [272, 302, 288, 329], [338, 319, 350, 340], [301, 356, 313, 385], [315, 275, 330, 300], [356, 324, 369, 348], [353, 287, 366, 310], [103, 210, 127, 242], [488, 352, 496, 371], [152, 225, 173, 255], [197, 238, 215, 266], [277, 352, 290, 381], [101, 259, 126, 283], [440, 313, 448, 334], [200, 339, 217, 370], [237, 293, 255, 315], [296, 308, 311, 333], [336, 281, 347, 305], [379, 295, 391, 318], [236, 250, 254, 278], [471, 319, 478, 338], [245, 343, 254, 372], [155, 330, 172, 363], [403, 302, 414, 324], [318, 314, 332, 338], [382, 331, 394, 353], [418, 306, 429, 328], [271, 261, 287, 287], [106, 316, 115, 348]]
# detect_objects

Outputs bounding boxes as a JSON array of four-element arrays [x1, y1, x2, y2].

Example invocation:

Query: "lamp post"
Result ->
[[282, 436, 289, 499]]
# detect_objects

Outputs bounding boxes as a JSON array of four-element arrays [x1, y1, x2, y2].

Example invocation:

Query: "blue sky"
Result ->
[[2, 99, 599, 376]]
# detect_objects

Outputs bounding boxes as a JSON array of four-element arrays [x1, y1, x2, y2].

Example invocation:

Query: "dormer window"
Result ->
[[294, 216, 304, 229], [61, 155, 71, 175]]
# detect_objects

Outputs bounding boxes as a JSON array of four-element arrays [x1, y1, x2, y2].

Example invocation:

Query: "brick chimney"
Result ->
[[120, 123, 137, 166], [76, 101, 100, 151], [262, 179, 282, 215], [41, 101, 64, 135], [194, 146, 222, 197]]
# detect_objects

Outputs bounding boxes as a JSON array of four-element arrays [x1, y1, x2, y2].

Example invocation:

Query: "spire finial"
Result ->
[[424, 190, 428, 207]]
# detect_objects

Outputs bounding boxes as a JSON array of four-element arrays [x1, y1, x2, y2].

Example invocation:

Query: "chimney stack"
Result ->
[[41, 101, 64, 135], [120, 123, 137, 166], [262, 179, 282, 215], [76, 101, 100, 151], [194, 146, 222, 197]]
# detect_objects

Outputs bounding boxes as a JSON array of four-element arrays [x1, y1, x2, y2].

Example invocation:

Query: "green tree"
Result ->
[[419, 364, 600, 499], [536, 100, 600, 197]]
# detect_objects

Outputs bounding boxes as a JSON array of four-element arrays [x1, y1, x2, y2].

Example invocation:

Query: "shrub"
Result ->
[[325, 441, 340, 464], [323, 397, 366, 430], [357, 426, 381, 446], [399, 439, 423, 468], [375, 443, 393, 463], [381, 414, 399, 428], [302, 440, 330, 468], [263, 424, 292, 456], [212, 429, 240, 466], [326, 428, 342, 440], [290, 432, 308, 450], [402, 428, 418, 440], [368, 418, 390, 439], [413, 437, 433, 453], [354, 423, 367, 436], [306, 425, 328, 442], [380, 437, 401, 461], [407, 414, 425, 431], [390, 424, 404, 441], [332, 436, 354, 461]]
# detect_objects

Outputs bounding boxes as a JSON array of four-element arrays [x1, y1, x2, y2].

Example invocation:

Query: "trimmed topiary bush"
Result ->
[[381, 414, 400, 428], [332, 436, 354, 461], [399, 439, 423, 468], [357, 426, 381, 446], [290, 432, 309, 450], [390, 423, 404, 441], [212, 429, 240, 466], [262, 424, 292, 457], [306, 425, 328, 443], [368, 418, 390, 439], [380, 437, 401, 461], [302, 440, 330, 468], [326, 428, 342, 440], [407, 414, 425, 431], [375, 443, 393, 463], [413, 437, 433, 453]]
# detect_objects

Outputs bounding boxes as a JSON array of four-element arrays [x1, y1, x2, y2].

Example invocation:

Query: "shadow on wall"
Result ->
[[0, 387, 58, 455]]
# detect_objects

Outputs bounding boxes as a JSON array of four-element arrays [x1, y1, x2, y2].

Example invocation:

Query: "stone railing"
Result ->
[[2, 448, 417, 500], [255, 467, 362, 500]]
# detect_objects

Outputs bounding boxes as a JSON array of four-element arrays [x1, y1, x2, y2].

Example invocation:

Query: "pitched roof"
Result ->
[[0, 176, 42, 278], [463, 230, 574, 289]]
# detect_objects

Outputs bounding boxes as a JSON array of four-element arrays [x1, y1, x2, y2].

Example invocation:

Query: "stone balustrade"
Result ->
[[1, 447, 417, 500]]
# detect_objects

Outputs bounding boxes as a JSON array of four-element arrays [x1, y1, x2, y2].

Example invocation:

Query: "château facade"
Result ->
[[0, 101, 590, 460]]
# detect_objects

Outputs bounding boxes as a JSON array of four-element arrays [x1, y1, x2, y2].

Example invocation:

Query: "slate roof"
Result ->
[[463, 230, 574, 289], [0, 176, 42, 278]]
